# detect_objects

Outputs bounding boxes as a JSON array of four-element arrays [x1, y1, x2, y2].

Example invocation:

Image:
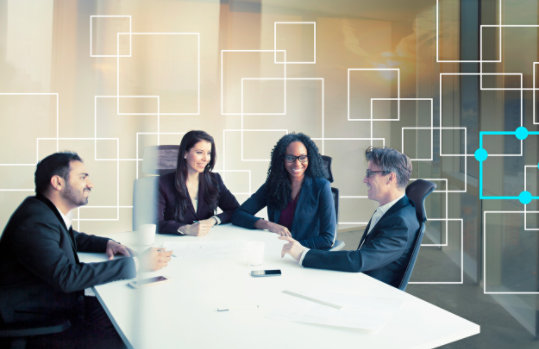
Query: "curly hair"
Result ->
[[174, 130, 218, 221], [265, 133, 325, 210]]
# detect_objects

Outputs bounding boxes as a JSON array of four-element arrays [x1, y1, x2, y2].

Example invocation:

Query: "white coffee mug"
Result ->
[[137, 223, 156, 246], [245, 241, 265, 267]]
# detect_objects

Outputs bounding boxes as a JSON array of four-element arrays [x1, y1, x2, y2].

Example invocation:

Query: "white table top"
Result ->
[[80, 224, 479, 349]]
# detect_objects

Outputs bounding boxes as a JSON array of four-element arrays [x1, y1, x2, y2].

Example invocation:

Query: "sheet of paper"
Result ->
[[160, 240, 244, 259], [270, 289, 407, 332]]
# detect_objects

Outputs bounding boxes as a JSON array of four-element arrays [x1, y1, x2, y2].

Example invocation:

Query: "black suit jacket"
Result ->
[[302, 196, 419, 287], [0, 195, 136, 324], [157, 172, 239, 234]]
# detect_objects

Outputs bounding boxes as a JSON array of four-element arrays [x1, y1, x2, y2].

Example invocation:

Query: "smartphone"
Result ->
[[250, 269, 282, 277], [127, 276, 168, 289]]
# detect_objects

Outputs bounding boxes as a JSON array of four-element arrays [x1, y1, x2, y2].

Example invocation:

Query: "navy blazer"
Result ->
[[0, 195, 136, 324], [157, 172, 240, 234], [232, 176, 336, 250], [302, 196, 419, 287]]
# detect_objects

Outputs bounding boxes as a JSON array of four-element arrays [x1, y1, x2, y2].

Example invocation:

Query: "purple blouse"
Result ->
[[278, 194, 300, 229]]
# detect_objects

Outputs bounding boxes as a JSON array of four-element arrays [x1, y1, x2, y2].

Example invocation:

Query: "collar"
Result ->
[[35, 194, 71, 231], [377, 193, 405, 216], [57, 207, 73, 230]]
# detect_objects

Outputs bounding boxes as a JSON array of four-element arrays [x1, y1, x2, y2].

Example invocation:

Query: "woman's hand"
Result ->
[[180, 218, 216, 237], [255, 219, 291, 237]]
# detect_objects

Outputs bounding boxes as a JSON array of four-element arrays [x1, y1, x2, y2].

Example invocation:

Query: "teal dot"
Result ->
[[518, 191, 532, 205], [474, 148, 488, 162], [537, 162, 539, 169], [515, 126, 528, 140]]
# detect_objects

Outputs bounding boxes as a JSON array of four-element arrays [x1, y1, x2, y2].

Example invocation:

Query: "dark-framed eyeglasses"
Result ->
[[365, 169, 390, 178], [285, 155, 309, 163]]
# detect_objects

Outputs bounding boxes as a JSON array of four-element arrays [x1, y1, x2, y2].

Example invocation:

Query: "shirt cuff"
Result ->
[[212, 215, 221, 225], [298, 248, 310, 265]]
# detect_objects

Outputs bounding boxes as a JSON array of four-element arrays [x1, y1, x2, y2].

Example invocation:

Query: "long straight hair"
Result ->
[[174, 130, 218, 221]]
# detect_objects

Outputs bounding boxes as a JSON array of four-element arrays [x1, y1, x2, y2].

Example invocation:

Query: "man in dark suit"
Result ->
[[281, 147, 419, 288], [0, 152, 172, 348]]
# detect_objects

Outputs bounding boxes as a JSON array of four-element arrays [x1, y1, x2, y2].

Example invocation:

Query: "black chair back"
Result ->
[[0, 319, 71, 349], [320, 155, 345, 251], [398, 179, 436, 290], [133, 145, 179, 230]]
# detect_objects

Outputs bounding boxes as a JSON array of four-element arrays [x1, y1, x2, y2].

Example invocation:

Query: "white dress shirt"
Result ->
[[299, 194, 405, 264]]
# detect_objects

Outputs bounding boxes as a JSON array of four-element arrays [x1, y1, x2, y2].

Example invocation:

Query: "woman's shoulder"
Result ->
[[158, 172, 176, 186], [308, 176, 330, 188], [208, 171, 224, 185]]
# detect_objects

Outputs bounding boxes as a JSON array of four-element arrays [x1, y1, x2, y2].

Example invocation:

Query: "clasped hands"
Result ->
[[179, 217, 217, 237], [252, 219, 305, 262]]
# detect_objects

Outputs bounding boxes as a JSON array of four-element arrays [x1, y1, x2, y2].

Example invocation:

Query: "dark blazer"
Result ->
[[232, 176, 336, 250], [157, 172, 240, 234], [302, 196, 419, 287], [0, 195, 136, 324]]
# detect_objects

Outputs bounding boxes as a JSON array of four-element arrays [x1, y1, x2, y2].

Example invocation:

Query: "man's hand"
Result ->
[[106, 240, 133, 260], [181, 218, 216, 237], [141, 248, 173, 271], [280, 236, 306, 262]]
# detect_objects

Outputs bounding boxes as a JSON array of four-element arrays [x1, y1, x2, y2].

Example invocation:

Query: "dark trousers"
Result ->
[[26, 296, 126, 349]]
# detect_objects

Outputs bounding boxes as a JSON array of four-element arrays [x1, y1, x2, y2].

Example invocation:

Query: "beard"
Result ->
[[62, 182, 89, 207]]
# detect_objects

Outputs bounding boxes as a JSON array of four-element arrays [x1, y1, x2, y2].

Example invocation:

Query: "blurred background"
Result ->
[[0, 0, 537, 347]]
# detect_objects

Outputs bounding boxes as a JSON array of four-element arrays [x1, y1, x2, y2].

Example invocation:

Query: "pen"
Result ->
[[157, 248, 176, 258], [282, 290, 342, 310]]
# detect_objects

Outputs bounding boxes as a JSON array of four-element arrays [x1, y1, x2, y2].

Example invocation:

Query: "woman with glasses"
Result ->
[[232, 133, 336, 250], [158, 130, 239, 236]]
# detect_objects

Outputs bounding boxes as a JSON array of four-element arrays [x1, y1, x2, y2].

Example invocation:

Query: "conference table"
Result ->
[[80, 224, 479, 349]]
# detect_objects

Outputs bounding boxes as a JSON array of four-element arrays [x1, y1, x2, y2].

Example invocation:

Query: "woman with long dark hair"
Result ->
[[157, 130, 239, 235], [232, 132, 336, 249]]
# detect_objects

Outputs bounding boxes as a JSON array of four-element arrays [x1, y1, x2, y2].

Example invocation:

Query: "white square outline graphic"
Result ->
[[220, 49, 287, 116], [116, 32, 200, 116], [484, 211, 539, 294], [347, 68, 400, 121], [273, 21, 316, 64], [90, 15, 132, 58]]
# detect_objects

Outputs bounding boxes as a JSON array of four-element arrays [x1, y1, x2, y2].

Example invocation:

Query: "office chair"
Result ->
[[320, 155, 345, 251], [397, 179, 436, 291], [0, 319, 71, 349], [133, 145, 179, 231]]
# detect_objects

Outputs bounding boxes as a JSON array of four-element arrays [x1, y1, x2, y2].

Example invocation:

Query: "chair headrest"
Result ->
[[142, 145, 179, 175], [405, 179, 436, 222], [320, 155, 334, 183]]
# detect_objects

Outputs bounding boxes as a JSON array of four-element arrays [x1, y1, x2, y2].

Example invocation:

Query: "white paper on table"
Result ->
[[160, 240, 243, 259], [269, 289, 407, 332]]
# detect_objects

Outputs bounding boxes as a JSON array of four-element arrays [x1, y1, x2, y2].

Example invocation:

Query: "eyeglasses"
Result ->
[[285, 155, 309, 163], [365, 169, 390, 178]]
